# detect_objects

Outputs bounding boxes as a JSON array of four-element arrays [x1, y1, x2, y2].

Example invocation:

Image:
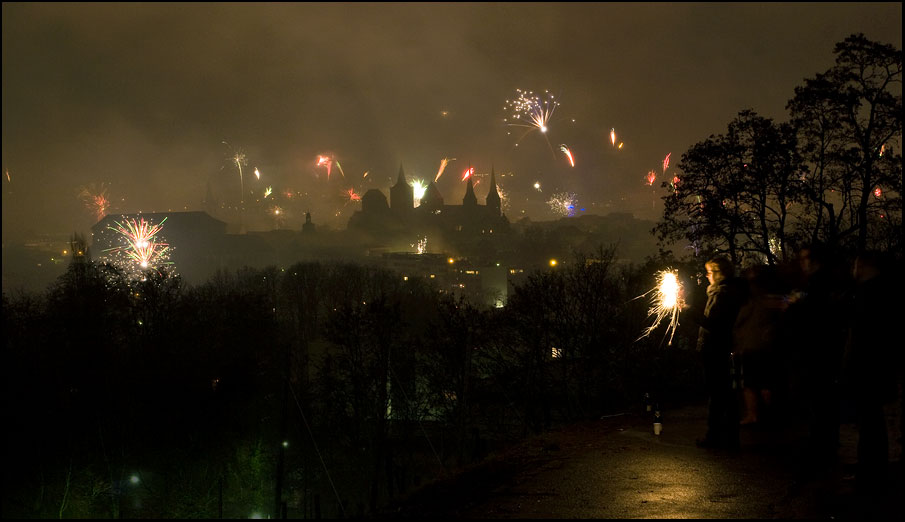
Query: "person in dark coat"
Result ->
[[694, 256, 746, 450], [844, 251, 899, 492], [733, 265, 787, 426], [784, 243, 850, 468]]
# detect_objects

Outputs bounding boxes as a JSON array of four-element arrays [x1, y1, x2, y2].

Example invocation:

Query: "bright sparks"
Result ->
[[504, 88, 559, 137], [412, 236, 427, 254], [462, 167, 474, 181], [264, 186, 273, 198], [533, 181, 542, 192], [222, 142, 248, 203], [105, 216, 171, 276], [610, 128, 616, 147], [254, 167, 261, 180], [412, 178, 428, 206], [346, 188, 361, 202], [547, 192, 578, 217], [663, 153, 671, 175], [646, 171, 657, 186], [317, 155, 332, 179], [560, 145, 575, 167], [636, 269, 685, 346]]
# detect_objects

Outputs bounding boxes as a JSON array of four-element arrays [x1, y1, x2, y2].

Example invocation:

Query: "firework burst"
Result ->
[[504, 89, 559, 149], [547, 191, 578, 217], [221, 141, 249, 203], [646, 171, 657, 186], [78, 183, 111, 222], [103, 216, 173, 278], [635, 269, 685, 346], [662, 153, 671, 175], [495, 182, 510, 214], [411, 236, 427, 255], [462, 167, 474, 181], [345, 188, 362, 202], [412, 178, 428, 206], [317, 155, 333, 178]]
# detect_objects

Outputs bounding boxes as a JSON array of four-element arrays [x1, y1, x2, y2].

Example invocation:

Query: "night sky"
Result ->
[[2, 2, 901, 239]]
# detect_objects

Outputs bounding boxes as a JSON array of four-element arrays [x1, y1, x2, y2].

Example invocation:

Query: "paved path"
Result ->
[[378, 402, 903, 519]]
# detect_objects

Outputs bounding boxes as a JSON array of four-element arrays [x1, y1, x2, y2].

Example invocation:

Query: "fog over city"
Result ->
[[3, 3, 901, 238]]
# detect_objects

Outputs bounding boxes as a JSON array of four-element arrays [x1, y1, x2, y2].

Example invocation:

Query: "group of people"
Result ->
[[691, 245, 902, 492]]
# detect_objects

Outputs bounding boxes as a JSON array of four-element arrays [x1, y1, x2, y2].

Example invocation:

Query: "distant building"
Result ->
[[302, 211, 316, 234], [348, 165, 510, 240]]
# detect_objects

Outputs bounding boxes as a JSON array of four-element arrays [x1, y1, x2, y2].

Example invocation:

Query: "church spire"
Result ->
[[485, 165, 501, 216], [463, 169, 477, 206], [390, 163, 414, 214], [393, 164, 407, 188]]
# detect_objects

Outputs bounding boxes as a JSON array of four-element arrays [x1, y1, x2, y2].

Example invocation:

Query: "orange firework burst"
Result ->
[[78, 183, 111, 222]]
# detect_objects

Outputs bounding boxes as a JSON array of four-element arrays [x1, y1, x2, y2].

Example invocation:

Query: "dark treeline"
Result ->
[[2, 246, 702, 518]]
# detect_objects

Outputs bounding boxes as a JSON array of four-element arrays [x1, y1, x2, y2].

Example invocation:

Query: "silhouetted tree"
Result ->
[[788, 33, 902, 254], [655, 111, 805, 265]]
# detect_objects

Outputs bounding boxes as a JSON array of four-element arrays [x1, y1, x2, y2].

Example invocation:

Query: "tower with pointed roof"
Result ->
[[485, 166, 501, 217], [390, 164, 413, 217], [463, 175, 478, 207]]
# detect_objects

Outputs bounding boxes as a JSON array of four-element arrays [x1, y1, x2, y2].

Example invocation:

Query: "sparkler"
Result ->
[[435, 157, 455, 183], [104, 216, 172, 276], [560, 145, 575, 167], [547, 192, 578, 217], [635, 269, 685, 346]]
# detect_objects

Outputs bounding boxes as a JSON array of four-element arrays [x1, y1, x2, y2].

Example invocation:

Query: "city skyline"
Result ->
[[2, 3, 902, 239]]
